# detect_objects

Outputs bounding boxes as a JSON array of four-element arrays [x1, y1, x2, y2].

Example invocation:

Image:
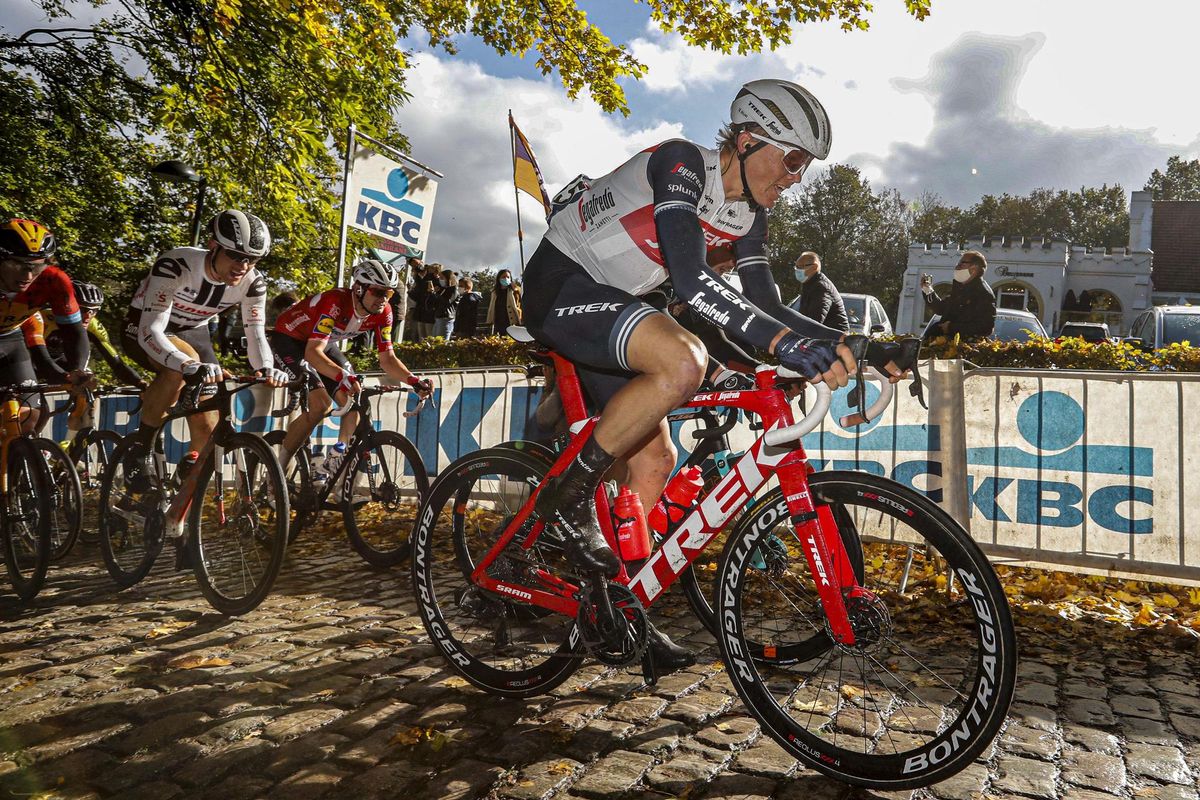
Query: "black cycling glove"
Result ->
[[774, 332, 839, 378]]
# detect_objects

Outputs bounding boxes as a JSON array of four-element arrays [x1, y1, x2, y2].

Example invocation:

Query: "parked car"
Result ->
[[1057, 321, 1112, 343], [1126, 305, 1200, 350], [992, 308, 1048, 342], [787, 291, 892, 335]]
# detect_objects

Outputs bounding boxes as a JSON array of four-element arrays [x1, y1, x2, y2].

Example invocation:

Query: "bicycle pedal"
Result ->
[[641, 649, 658, 687]]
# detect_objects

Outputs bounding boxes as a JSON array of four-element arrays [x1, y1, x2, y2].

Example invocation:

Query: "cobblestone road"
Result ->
[[4, 535, 1200, 800]]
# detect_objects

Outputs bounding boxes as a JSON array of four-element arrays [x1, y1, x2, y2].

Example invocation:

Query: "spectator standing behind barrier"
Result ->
[[921, 249, 996, 339], [487, 268, 522, 336], [433, 268, 459, 340], [788, 251, 849, 333], [388, 257, 414, 343], [455, 277, 482, 338], [408, 260, 438, 340]]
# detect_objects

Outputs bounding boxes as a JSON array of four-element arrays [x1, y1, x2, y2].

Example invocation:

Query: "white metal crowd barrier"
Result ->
[[55, 362, 1200, 585]]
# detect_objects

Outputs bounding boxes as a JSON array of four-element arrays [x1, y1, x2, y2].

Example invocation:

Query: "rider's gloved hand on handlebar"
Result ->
[[407, 374, 433, 398], [182, 361, 225, 385], [256, 366, 290, 387], [774, 332, 854, 390], [865, 339, 917, 383], [707, 367, 755, 392], [335, 369, 360, 398]]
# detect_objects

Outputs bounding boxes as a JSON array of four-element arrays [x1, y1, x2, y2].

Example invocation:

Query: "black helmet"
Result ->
[[72, 280, 104, 310]]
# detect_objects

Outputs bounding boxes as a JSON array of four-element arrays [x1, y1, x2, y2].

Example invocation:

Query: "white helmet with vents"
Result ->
[[730, 79, 832, 159]]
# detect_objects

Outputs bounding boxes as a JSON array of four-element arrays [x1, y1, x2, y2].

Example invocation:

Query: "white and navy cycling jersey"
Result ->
[[545, 140, 767, 298], [130, 246, 271, 373], [534, 138, 835, 362]]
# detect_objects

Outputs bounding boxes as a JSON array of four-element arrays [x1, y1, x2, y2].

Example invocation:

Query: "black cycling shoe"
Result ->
[[645, 622, 696, 673], [122, 446, 154, 494], [536, 481, 621, 578]]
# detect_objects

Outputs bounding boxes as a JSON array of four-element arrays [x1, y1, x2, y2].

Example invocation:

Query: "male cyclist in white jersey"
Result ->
[[121, 209, 288, 482], [523, 79, 907, 670]]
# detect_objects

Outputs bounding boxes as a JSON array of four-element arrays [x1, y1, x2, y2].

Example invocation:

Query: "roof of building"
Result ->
[[1151, 201, 1200, 293]]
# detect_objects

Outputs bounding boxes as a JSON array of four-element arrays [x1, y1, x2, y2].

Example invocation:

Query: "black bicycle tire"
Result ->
[[97, 436, 163, 588], [188, 432, 289, 615], [33, 438, 83, 561], [715, 470, 1017, 789], [340, 430, 429, 568], [2, 437, 54, 601], [76, 430, 122, 546], [411, 446, 580, 698]]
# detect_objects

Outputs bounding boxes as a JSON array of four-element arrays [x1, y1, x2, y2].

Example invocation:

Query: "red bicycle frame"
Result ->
[[468, 352, 866, 646]]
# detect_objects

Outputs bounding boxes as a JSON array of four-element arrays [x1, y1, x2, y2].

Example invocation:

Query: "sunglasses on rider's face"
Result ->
[[747, 133, 815, 176], [364, 285, 394, 299], [222, 247, 259, 267]]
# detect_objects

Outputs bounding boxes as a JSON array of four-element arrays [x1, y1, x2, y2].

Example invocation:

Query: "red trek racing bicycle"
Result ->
[[412, 334, 1016, 789]]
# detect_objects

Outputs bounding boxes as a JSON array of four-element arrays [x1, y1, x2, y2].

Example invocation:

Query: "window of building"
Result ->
[[993, 281, 1041, 317]]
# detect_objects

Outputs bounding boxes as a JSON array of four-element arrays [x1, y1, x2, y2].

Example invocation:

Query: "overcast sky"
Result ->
[[394, 0, 1200, 271]]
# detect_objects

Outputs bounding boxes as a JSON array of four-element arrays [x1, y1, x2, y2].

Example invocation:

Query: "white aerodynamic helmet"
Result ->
[[730, 79, 832, 160], [352, 258, 400, 289], [209, 209, 272, 257]]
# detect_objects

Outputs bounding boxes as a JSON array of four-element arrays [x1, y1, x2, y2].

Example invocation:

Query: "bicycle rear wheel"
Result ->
[[2, 437, 54, 601], [34, 438, 83, 561], [411, 446, 580, 697], [76, 430, 121, 545], [341, 430, 428, 568], [188, 433, 289, 615], [716, 471, 1016, 789], [97, 437, 164, 588]]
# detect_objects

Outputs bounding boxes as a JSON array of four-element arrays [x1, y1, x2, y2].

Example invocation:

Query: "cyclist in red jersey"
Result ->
[[0, 218, 91, 432], [271, 259, 433, 468]]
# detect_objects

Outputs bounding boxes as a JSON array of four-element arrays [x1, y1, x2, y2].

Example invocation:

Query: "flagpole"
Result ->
[[335, 123, 357, 288], [509, 110, 526, 276]]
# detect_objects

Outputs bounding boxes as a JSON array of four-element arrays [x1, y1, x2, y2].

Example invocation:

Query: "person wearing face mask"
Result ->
[[486, 268, 522, 336], [920, 250, 996, 340], [433, 268, 460, 340], [788, 251, 849, 333], [454, 277, 482, 339]]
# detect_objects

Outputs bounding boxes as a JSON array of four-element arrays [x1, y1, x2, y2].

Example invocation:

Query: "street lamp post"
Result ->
[[151, 160, 207, 246]]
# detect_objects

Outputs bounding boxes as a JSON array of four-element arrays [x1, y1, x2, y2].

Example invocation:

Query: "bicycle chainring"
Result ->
[[575, 582, 648, 667]]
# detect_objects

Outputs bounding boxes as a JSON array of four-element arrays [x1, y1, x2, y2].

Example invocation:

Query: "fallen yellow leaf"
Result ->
[[167, 655, 232, 670], [1155, 593, 1180, 609]]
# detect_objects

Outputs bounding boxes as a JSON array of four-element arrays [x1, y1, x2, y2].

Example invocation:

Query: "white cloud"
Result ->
[[628, 22, 735, 92], [398, 56, 683, 271]]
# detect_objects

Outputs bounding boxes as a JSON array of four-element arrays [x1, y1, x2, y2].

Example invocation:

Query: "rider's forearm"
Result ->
[[30, 345, 70, 383], [736, 262, 843, 341], [58, 322, 90, 372], [138, 273, 192, 371], [242, 295, 272, 372], [305, 340, 346, 381]]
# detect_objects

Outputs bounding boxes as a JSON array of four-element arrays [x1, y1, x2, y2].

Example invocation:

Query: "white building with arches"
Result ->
[[895, 192, 1156, 336]]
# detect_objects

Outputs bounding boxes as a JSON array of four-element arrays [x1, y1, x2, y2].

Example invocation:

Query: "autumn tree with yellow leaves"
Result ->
[[1, 0, 931, 300]]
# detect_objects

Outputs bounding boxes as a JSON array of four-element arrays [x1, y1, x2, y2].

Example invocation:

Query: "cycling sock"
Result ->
[[132, 422, 159, 448]]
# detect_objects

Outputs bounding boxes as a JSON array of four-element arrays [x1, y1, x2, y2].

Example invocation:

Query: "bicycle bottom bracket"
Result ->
[[575, 583, 648, 666], [831, 587, 892, 653]]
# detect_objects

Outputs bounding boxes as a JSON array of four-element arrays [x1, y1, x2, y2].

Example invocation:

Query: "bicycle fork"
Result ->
[[778, 462, 860, 646]]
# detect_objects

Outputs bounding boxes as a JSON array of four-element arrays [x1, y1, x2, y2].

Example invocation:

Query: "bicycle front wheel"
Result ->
[[97, 437, 165, 588], [716, 471, 1016, 789], [340, 431, 428, 568], [188, 433, 288, 615], [34, 438, 83, 561], [411, 446, 580, 698], [2, 437, 54, 601]]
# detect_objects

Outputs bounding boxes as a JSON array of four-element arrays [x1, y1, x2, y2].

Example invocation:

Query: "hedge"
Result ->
[[89, 333, 1200, 386]]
